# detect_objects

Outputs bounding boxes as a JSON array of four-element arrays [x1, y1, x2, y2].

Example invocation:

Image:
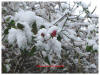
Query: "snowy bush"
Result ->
[[2, 1, 98, 73]]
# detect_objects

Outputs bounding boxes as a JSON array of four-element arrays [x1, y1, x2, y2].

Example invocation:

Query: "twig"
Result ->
[[91, 6, 96, 14], [54, 14, 67, 25]]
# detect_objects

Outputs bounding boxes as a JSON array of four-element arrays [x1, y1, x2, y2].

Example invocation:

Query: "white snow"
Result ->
[[81, 2, 88, 9], [89, 64, 96, 69], [5, 64, 11, 72], [14, 10, 36, 25], [93, 44, 98, 50], [48, 26, 61, 34], [87, 39, 96, 46], [48, 37, 62, 58], [42, 51, 47, 57], [16, 29, 27, 49], [8, 28, 17, 44]]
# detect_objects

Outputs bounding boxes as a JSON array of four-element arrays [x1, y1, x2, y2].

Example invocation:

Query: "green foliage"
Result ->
[[32, 21, 38, 34], [84, 9, 89, 14], [4, 27, 10, 34], [21, 49, 28, 55], [45, 56, 50, 65], [2, 64, 7, 73], [6, 17, 11, 22], [86, 45, 93, 52], [86, 45, 97, 53], [4, 20, 16, 35], [76, 2, 90, 14], [9, 20, 15, 26], [88, 37, 92, 39], [21, 46, 36, 56], [17, 23, 24, 30], [6, 44, 12, 48], [2, 9, 6, 14], [57, 34, 62, 41], [4, 40, 8, 43], [83, 7, 90, 14], [29, 46, 36, 56], [40, 25, 45, 29]]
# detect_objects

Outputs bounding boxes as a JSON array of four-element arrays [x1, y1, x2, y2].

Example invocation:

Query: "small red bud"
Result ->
[[41, 33, 45, 37], [51, 30, 57, 37]]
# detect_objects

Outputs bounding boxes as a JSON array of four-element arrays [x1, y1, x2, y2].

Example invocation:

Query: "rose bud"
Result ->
[[41, 33, 45, 37], [51, 30, 57, 37]]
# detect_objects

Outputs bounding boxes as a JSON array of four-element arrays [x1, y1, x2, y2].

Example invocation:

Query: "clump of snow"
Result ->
[[14, 10, 36, 25], [22, 22, 33, 43], [35, 8, 46, 17], [34, 4, 40, 9], [35, 16, 52, 28], [88, 25, 95, 31], [61, 3, 68, 9], [88, 14, 98, 18], [87, 39, 96, 46], [8, 28, 17, 44], [81, 2, 88, 9], [48, 54, 53, 64], [93, 44, 98, 50], [42, 51, 47, 57], [16, 29, 27, 49], [8, 28, 28, 49], [89, 64, 96, 69], [48, 37, 62, 58], [55, 4, 59, 10]]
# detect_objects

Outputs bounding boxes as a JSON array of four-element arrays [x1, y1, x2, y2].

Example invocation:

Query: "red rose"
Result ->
[[41, 33, 45, 37], [51, 30, 57, 37]]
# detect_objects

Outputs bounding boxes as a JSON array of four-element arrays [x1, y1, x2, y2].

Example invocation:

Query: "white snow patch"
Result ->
[[8, 28, 17, 44]]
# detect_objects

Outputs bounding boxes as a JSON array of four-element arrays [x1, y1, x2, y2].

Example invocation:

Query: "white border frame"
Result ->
[[0, 0, 100, 75]]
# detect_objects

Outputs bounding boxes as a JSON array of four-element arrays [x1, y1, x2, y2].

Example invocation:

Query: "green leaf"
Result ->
[[11, 25, 16, 29], [92, 50, 98, 53], [7, 20, 16, 29], [40, 25, 45, 29], [4, 28, 10, 34], [8, 44, 12, 48], [2, 9, 6, 14], [6, 17, 11, 22], [45, 56, 50, 65], [88, 37, 92, 39], [57, 35, 62, 41], [17, 23, 24, 30], [9, 20, 15, 26], [2, 64, 7, 73], [4, 20, 16, 34], [86, 45, 98, 53], [86, 45, 93, 52], [32, 21, 38, 34], [7, 24, 11, 28], [21, 49, 28, 55], [83, 8, 89, 14], [29, 46, 36, 56], [4, 40, 8, 43]]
